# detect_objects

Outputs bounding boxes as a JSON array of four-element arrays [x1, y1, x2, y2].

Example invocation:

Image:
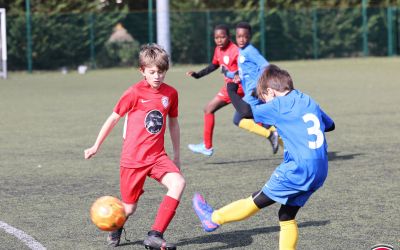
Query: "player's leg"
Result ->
[[144, 159, 185, 249], [192, 190, 275, 232], [231, 93, 279, 153], [107, 202, 137, 247], [233, 110, 275, 140], [203, 96, 227, 149], [151, 172, 185, 233], [278, 205, 300, 250], [188, 95, 228, 156], [107, 166, 148, 247], [212, 190, 275, 224]]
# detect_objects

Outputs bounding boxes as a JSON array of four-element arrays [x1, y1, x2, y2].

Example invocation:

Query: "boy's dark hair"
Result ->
[[257, 64, 294, 97], [214, 24, 230, 36], [236, 21, 252, 35], [139, 43, 169, 71]]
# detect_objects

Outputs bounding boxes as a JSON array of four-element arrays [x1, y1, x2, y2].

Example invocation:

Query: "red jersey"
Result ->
[[212, 41, 240, 84], [113, 80, 178, 168]]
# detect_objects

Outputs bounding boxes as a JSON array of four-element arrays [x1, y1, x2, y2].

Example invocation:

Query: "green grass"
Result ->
[[0, 58, 399, 249]]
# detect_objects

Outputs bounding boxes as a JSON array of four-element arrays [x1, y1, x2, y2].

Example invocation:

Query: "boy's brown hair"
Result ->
[[256, 64, 294, 97], [139, 43, 169, 71]]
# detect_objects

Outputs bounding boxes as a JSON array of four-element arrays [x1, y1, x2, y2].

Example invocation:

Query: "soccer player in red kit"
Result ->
[[84, 44, 185, 250], [186, 24, 277, 156], [186, 24, 244, 156]]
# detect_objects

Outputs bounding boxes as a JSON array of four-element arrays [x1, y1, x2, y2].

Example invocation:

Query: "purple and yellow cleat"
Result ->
[[192, 193, 219, 232]]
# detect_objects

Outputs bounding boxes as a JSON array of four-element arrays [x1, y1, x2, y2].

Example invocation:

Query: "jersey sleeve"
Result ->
[[168, 90, 178, 118], [255, 53, 269, 71], [113, 88, 136, 117], [251, 101, 278, 126], [211, 47, 220, 65], [321, 109, 334, 131], [250, 48, 269, 78], [229, 45, 239, 71]]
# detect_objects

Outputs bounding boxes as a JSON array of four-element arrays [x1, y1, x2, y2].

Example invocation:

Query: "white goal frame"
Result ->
[[0, 8, 7, 79]]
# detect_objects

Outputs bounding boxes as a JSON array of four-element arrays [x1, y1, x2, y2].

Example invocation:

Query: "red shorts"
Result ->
[[120, 155, 181, 204], [216, 83, 244, 103]]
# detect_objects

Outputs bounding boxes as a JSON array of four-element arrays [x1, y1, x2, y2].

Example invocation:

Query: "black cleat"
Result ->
[[107, 227, 124, 247], [268, 131, 279, 154], [143, 230, 177, 250]]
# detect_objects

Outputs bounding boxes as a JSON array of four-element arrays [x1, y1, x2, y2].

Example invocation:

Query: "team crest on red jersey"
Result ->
[[223, 55, 230, 65], [161, 96, 169, 109]]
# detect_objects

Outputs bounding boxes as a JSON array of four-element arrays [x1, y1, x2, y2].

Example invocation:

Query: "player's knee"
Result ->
[[177, 177, 186, 191], [203, 103, 214, 114], [278, 205, 300, 221], [169, 175, 186, 193], [252, 190, 275, 209]]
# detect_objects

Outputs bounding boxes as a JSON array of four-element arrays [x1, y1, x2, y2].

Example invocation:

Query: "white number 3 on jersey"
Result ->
[[303, 113, 324, 149]]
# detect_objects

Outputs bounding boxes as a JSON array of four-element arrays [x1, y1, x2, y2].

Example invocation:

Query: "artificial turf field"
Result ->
[[0, 58, 399, 250]]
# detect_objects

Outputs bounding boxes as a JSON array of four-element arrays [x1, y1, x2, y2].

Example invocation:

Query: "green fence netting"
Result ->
[[6, 7, 400, 70]]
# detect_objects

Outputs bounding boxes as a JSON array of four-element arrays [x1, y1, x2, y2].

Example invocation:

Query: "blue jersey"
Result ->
[[252, 90, 334, 206], [238, 44, 269, 97]]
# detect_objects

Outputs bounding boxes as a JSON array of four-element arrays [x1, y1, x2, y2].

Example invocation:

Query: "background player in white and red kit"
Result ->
[[186, 24, 244, 156], [84, 44, 185, 250]]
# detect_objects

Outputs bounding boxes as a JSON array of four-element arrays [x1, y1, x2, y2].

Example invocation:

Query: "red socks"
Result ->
[[151, 195, 180, 233], [204, 113, 215, 149]]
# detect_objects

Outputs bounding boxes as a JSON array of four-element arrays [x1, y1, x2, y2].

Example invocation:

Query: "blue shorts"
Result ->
[[262, 160, 327, 207]]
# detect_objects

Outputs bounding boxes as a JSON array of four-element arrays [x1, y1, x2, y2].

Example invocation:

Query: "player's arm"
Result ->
[[254, 52, 269, 70], [226, 82, 253, 118], [186, 63, 219, 79], [84, 112, 121, 159], [168, 117, 181, 168], [321, 110, 335, 132], [251, 49, 269, 80], [221, 66, 238, 79]]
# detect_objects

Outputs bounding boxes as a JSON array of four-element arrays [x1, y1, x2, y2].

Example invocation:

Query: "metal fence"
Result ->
[[6, 6, 400, 71]]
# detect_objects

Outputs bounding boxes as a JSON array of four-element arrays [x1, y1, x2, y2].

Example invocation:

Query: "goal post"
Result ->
[[0, 8, 7, 79]]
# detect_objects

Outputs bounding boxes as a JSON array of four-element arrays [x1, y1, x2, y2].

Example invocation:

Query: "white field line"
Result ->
[[0, 221, 46, 250]]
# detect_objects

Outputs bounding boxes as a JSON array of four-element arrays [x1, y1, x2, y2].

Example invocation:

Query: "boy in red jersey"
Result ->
[[84, 44, 185, 250], [187, 24, 277, 156]]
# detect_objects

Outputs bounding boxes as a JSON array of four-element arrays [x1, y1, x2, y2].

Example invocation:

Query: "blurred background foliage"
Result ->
[[0, 0, 398, 69]]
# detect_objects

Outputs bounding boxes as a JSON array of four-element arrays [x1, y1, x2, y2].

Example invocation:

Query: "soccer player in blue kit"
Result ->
[[193, 64, 335, 250], [225, 21, 280, 153]]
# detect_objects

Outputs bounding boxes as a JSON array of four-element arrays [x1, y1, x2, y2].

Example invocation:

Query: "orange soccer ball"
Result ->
[[90, 196, 126, 231]]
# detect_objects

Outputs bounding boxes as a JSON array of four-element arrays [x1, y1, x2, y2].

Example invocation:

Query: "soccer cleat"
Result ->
[[192, 193, 219, 232], [107, 227, 124, 247], [188, 143, 214, 156], [268, 131, 279, 154], [143, 230, 176, 250]]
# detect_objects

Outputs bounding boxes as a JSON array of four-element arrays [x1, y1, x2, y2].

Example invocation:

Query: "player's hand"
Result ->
[[233, 74, 240, 83], [84, 146, 98, 159], [186, 71, 194, 77], [173, 158, 181, 169], [220, 65, 227, 75]]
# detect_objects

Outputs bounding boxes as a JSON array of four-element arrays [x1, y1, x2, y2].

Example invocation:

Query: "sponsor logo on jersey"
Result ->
[[161, 96, 169, 109], [140, 99, 151, 103], [144, 110, 163, 134]]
